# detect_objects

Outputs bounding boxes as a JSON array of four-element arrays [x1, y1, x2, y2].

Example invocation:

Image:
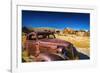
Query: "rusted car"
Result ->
[[24, 31, 79, 62]]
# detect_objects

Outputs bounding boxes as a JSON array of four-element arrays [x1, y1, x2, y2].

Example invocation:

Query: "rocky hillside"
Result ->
[[62, 28, 90, 36]]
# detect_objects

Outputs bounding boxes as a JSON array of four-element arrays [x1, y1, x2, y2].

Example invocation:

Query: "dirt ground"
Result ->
[[55, 34, 90, 56]]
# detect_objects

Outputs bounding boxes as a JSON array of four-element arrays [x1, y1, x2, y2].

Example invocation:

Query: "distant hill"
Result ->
[[22, 26, 59, 33], [29, 27, 57, 32], [22, 26, 90, 36], [63, 28, 90, 36]]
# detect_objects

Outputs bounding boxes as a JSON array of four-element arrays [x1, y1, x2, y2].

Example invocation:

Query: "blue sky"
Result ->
[[22, 10, 90, 30]]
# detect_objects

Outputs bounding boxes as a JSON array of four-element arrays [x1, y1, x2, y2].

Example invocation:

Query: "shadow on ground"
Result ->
[[78, 52, 90, 59]]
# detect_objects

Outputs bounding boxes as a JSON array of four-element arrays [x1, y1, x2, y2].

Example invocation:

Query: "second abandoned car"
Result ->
[[23, 30, 79, 62]]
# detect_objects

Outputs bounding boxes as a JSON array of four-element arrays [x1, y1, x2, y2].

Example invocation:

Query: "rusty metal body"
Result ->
[[24, 31, 79, 61]]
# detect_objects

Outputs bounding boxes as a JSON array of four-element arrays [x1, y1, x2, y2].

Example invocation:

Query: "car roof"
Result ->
[[36, 31, 55, 35], [27, 31, 55, 36]]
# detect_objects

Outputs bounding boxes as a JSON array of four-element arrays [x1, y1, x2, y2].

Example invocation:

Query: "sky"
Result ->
[[22, 10, 90, 30]]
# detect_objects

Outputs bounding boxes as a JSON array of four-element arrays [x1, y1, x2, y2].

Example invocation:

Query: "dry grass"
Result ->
[[55, 34, 90, 49], [55, 34, 90, 56]]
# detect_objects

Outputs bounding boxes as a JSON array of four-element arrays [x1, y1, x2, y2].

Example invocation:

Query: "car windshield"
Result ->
[[28, 34, 36, 40], [37, 34, 55, 39]]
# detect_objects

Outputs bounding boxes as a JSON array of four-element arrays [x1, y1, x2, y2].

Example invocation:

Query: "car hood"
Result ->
[[39, 38, 71, 46]]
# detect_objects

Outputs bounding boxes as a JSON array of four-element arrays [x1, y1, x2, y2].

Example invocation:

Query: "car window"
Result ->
[[37, 34, 48, 39], [48, 34, 55, 39], [37, 33, 55, 39], [29, 34, 36, 40]]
